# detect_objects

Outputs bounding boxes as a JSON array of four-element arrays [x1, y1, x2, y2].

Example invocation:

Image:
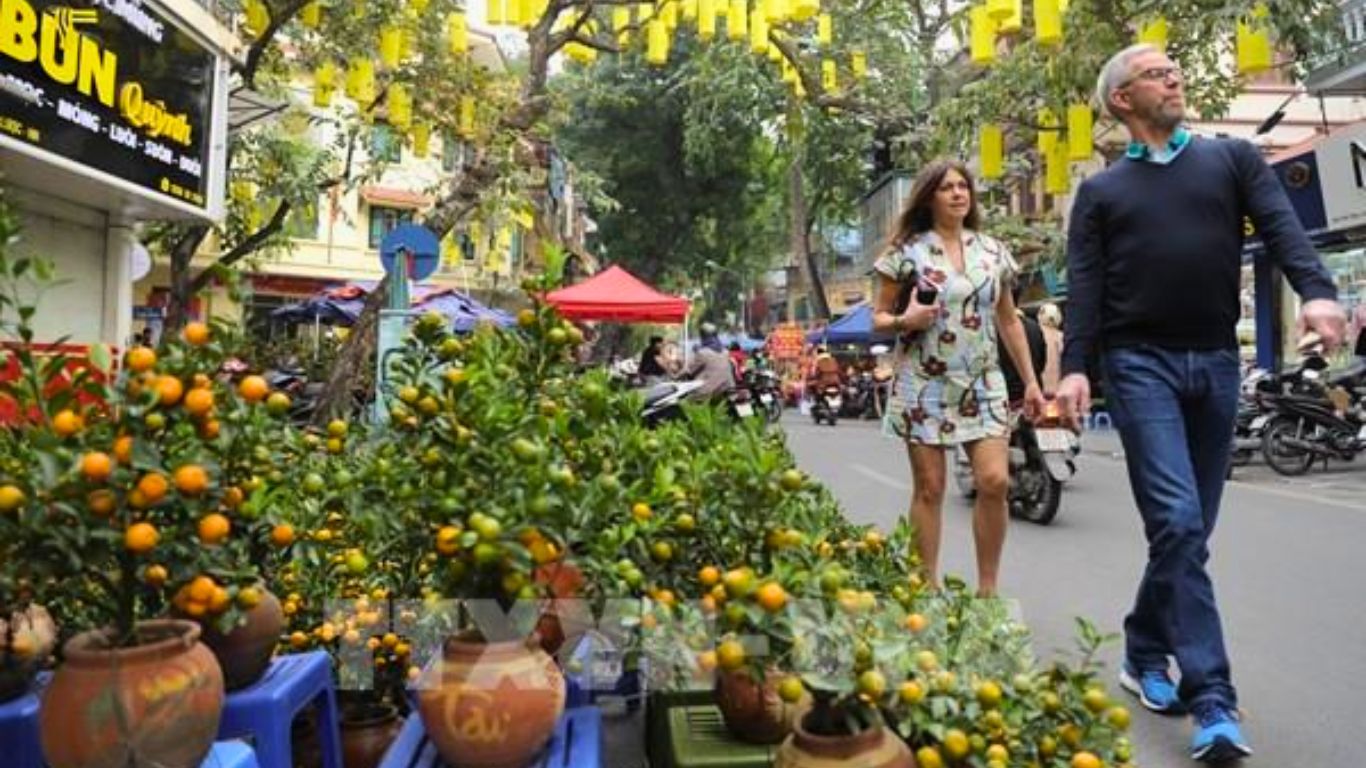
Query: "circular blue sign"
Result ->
[[381, 224, 441, 282]]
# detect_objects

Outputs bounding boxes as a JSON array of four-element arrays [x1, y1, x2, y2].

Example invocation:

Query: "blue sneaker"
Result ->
[[1119, 663, 1186, 714], [1190, 702, 1253, 762]]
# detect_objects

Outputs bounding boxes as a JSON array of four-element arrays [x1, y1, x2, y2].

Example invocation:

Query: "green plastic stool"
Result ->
[[667, 705, 777, 768]]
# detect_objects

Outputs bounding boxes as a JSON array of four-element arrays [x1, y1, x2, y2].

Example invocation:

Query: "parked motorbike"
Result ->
[[809, 385, 842, 426], [640, 380, 706, 427], [840, 371, 885, 420], [953, 398, 1079, 526], [1259, 365, 1366, 476], [266, 366, 323, 425]]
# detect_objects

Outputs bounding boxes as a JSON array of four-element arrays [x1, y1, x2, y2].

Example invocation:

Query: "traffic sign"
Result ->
[[380, 224, 440, 282]]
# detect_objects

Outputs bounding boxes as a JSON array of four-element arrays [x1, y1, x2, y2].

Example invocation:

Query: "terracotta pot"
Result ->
[[197, 587, 284, 691], [39, 619, 224, 768], [417, 631, 565, 768], [775, 711, 915, 768], [340, 699, 405, 768], [714, 667, 809, 745]]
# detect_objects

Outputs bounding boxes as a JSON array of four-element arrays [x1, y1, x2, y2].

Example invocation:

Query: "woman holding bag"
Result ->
[[872, 159, 1045, 597]]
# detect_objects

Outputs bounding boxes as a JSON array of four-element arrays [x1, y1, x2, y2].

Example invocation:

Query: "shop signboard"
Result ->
[[1316, 122, 1366, 233], [0, 0, 216, 211]]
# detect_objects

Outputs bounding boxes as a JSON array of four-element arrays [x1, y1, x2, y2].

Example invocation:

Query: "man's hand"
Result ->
[[1055, 373, 1091, 432], [1301, 299, 1348, 352], [1021, 382, 1047, 423]]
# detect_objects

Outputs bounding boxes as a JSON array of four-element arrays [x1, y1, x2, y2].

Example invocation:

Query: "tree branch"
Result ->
[[190, 201, 292, 294], [239, 0, 316, 88]]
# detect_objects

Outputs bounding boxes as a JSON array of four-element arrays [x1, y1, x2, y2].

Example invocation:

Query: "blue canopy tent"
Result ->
[[805, 303, 892, 346], [270, 283, 515, 331]]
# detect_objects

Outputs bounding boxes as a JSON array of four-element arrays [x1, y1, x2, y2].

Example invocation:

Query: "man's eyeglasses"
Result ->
[[1121, 66, 1184, 87]]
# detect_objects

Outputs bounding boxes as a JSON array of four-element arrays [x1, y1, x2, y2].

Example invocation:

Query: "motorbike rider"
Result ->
[[807, 346, 844, 394], [639, 335, 669, 385], [684, 323, 737, 402], [1037, 303, 1064, 395]]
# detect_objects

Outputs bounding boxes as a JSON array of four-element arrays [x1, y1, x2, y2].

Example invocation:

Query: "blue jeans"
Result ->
[[1103, 346, 1240, 711]]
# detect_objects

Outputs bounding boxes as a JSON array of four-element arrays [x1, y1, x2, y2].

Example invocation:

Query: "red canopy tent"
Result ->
[[545, 265, 691, 323]]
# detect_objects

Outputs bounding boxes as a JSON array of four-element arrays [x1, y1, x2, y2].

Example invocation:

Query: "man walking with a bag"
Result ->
[[1056, 43, 1347, 763]]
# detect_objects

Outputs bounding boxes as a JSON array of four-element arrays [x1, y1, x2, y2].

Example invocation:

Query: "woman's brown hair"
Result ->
[[888, 159, 982, 249]]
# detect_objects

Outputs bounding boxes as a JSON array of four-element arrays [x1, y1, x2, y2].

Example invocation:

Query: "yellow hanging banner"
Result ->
[[750, 7, 768, 54], [817, 13, 832, 45], [821, 59, 837, 91], [1137, 15, 1167, 50], [638, 3, 655, 22], [379, 26, 403, 68], [793, 0, 818, 21], [728, 0, 748, 39], [449, 12, 469, 54], [662, 0, 679, 30], [313, 83, 334, 108], [613, 7, 633, 45], [410, 0, 430, 12], [851, 49, 866, 79], [1046, 137, 1070, 195], [244, 0, 269, 35], [458, 95, 476, 137], [699, 0, 717, 40], [647, 19, 670, 65], [767, 38, 782, 62], [763, 0, 783, 23], [980, 124, 1004, 179], [387, 84, 411, 131], [970, 5, 995, 66], [300, 2, 321, 28], [684, 0, 698, 21], [987, 0, 1012, 21], [1237, 3, 1272, 75], [315, 61, 337, 89], [413, 123, 430, 157], [487, 0, 506, 25], [1034, 0, 1061, 47], [349, 59, 376, 104], [1066, 103, 1093, 161], [997, 0, 1022, 34], [1037, 107, 1058, 156]]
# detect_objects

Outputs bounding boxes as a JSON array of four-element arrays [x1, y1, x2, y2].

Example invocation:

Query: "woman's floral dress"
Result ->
[[873, 230, 1018, 446]]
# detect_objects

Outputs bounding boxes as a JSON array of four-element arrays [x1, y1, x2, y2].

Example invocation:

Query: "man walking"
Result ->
[[1056, 44, 1347, 762]]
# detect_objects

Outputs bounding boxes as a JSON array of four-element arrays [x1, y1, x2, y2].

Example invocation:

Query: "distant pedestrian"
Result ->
[[639, 335, 668, 384], [871, 158, 1045, 598], [1057, 43, 1347, 762]]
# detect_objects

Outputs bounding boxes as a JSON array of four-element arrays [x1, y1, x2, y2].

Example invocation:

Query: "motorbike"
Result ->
[[808, 384, 842, 426], [640, 380, 706, 427], [840, 371, 884, 420], [1231, 369, 1274, 467], [953, 398, 1080, 526], [265, 366, 324, 425], [1259, 360, 1366, 476], [741, 368, 784, 424]]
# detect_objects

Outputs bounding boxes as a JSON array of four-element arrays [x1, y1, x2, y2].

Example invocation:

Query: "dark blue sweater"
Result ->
[[1061, 136, 1338, 376]]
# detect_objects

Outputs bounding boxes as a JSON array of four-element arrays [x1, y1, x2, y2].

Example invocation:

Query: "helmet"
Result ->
[[699, 321, 718, 337], [1037, 303, 1062, 329]]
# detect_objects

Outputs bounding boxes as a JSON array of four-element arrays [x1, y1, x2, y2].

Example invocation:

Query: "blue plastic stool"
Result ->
[[377, 706, 602, 768], [202, 740, 263, 768], [0, 677, 43, 768], [217, 652, 343, 768]]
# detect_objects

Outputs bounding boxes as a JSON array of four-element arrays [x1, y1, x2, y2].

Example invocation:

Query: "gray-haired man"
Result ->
[[1056, 44, 1347, 762]]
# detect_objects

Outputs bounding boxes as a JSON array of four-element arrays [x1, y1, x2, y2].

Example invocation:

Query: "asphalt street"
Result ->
[[783, 413, 1366, 768]]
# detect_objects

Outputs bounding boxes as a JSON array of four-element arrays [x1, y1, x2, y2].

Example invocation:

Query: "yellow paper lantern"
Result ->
[[750, 7, 768, 54], [1237, 3, 1272, 75], [448, 12, 469, 54], [300, 2, 321, 28], [980, 124, 1004, 179], [458, 95, 476, 137], [1034, 0, 1061, 46], [792, 0, 818, 22], [821, 59, 837, 91], [379, 26, 403, 68], [728, 0, 748, 40], [487, 0, 506, 25], [315, 61, 337, 89], [969, 5, 995, 66], [766, 39, 781, 61], [684, 0, 699, 20], [1066, 103, 1093, 161], [698, 0, 717, 40], [638, 3, 654, 22], [817, 13, 832, 45], [533, 0, 550, 23], [413, 123, 430, 157], [1137, 15, 1167, 50], [1037, 107, 1059, 156], [313, 85, 334, 108], [987, 0, 1012, 21], [851, 49, 866, 79], [244, 0, 269, 35], [647, 19, 670, 65], [347, 59, 376, 104], [997, 0, 1022, 34], [410, 0, 430, 12], [1046, 138, 1070, 195], [763, 0, 783, 23], [613, 7, 632, 45], [665, 0, 681, 29]]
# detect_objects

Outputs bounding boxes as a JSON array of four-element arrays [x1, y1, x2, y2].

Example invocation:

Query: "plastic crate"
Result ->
[[377, 706, 602, 768], [667, 705, 777, 768], [645, 686, 714, 768]]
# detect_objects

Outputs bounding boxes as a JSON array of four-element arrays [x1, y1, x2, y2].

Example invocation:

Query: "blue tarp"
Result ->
[[270, 283, 514, 331], [805, 302, 892, 346], [717, 333, 767, 352]]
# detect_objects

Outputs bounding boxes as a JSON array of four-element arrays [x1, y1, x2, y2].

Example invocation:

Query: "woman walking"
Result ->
[[872, 159, 1045, 597]]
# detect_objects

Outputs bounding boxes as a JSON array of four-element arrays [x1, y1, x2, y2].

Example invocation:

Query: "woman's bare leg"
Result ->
[[964, 437, 1010, 597], [907, 443, 948, 586]]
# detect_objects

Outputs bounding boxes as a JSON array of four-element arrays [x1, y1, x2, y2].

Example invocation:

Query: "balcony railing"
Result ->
[[1306, 0, 1366, 93]]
